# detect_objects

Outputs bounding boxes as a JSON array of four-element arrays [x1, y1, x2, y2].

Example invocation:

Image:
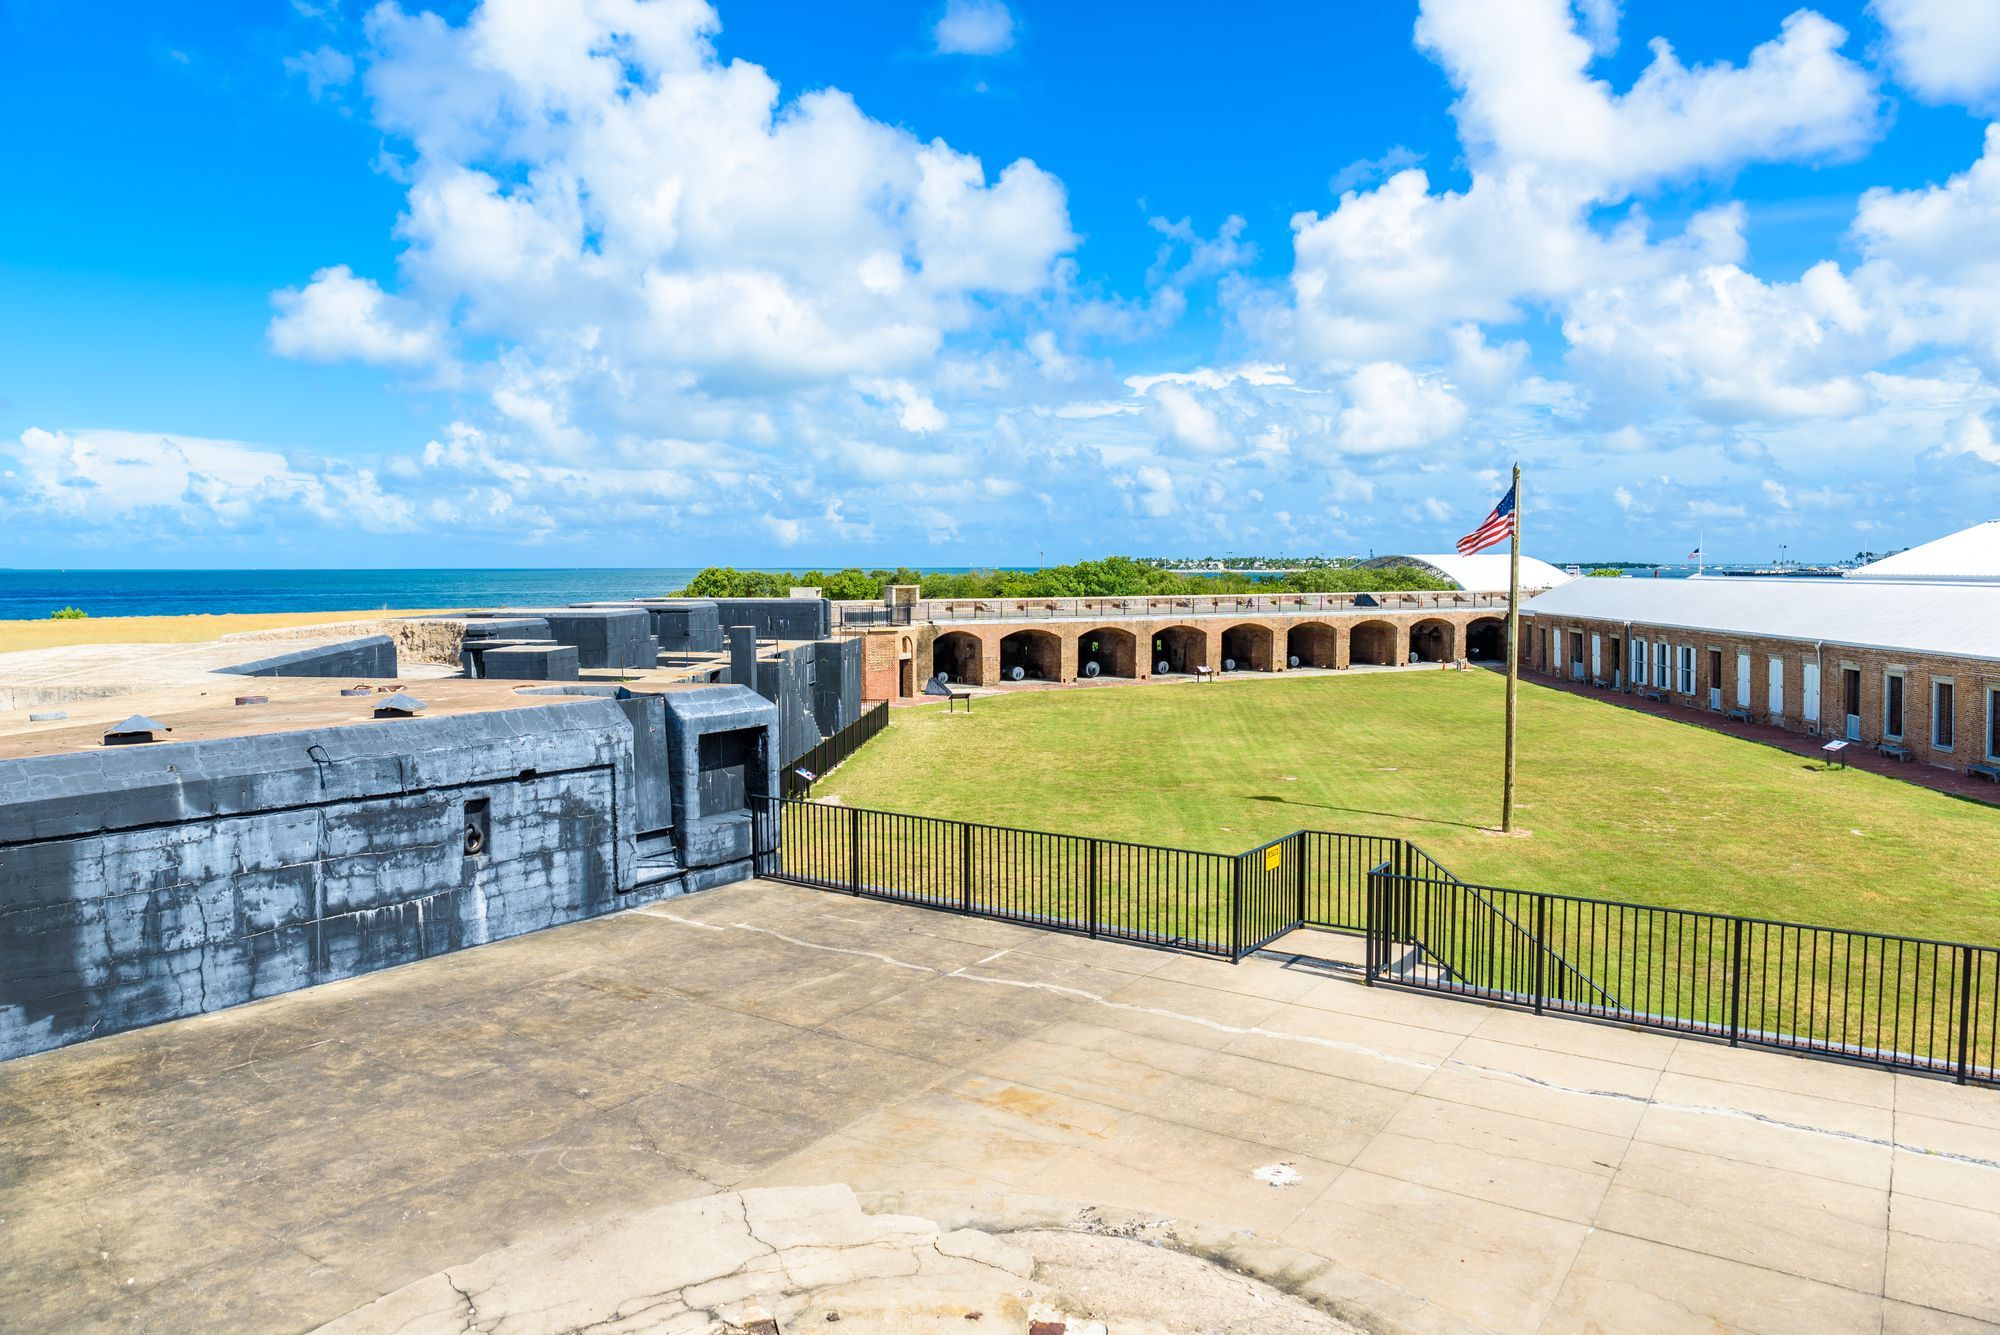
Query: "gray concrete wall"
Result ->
[[812, 637, 863, 738], [707, 598, 832, 641], [0, 687, 780, 1063], [222, 635, 398, 679], [659, 685, 779, 886]]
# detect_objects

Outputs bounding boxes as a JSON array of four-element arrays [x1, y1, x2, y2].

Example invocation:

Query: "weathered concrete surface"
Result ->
[[5, 882, 1998, 1332], [316, 1184, 1356, 1335], [0, 638, 441, 712]]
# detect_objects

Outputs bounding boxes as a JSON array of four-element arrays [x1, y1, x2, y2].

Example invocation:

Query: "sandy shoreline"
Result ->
[[0, 608, 457, 654]]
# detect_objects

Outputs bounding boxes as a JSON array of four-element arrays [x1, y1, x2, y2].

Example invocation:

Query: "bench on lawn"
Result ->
[[1724, 706, 1752, 723], [1969, 762, 2000, 784], [1878, 742, 1914, 762], [1636, 688, 1666, 703]]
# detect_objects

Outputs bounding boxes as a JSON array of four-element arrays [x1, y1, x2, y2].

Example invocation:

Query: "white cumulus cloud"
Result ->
[[1873, 0, 2000, 111], [933, 0, 1015, 56], [1336, 363, 1468, 453], [268, 265, 446, 367], [1415, 0, 1880, 198]]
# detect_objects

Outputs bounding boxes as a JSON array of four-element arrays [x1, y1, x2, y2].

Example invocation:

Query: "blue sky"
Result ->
[[3, 0, 1999, 568]]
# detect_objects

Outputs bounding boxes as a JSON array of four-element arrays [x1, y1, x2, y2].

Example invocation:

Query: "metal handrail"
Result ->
[[829, 590, 1518, 628]]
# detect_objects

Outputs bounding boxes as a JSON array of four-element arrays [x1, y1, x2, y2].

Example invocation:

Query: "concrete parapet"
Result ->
[[221, 635, 398, 680], [480, 645, 582, 681]]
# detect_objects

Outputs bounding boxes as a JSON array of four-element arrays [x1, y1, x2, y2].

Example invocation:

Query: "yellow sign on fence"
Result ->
[[1264, 845, 1283, 871]]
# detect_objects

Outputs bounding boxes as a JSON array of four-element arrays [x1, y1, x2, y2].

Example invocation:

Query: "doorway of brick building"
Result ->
[[1844, 667, 1862, 741]]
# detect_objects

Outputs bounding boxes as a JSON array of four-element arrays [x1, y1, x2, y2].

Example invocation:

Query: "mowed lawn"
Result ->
[[822, 670, 2000, 945]]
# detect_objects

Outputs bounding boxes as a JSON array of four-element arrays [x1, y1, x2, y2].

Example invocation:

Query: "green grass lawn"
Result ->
[[821, 670, 2000, 945]]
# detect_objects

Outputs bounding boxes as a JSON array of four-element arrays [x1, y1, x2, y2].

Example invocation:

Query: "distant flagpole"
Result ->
[[1502, 462, 1521, 834]]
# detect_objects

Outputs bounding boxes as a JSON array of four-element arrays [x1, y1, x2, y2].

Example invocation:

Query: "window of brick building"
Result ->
[[1676, 645, 1695, 695], [1885, 671, 1905, 740], [1934, 680, 1955, 751], [1987, 687, 2000, 761], [1633, 637, 1648, 685]]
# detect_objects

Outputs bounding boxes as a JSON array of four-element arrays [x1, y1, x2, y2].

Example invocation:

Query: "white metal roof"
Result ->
[[1369, 553, 1572, 594], [1846, 521, 2000, 583], [1525, 575, 2000, 661]]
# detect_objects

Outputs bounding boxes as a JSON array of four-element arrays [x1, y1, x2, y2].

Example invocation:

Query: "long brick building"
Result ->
[[849, 591, 1518, 699], [1523, 525, 2000, 775]]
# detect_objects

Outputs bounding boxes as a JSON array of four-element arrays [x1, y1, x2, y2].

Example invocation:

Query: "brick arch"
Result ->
[[931, 630, 985, 686], [1350, 619, 1400, 666], [1149, 624, 1207, 675], [1410, 618, 1456, 663], [1221, 622, 1275, 672], [1286, 621, 1338, 668], [1076, 627, 1138, 679], [1465, 616, 1506, 662], [998, 628, 1061, 682]]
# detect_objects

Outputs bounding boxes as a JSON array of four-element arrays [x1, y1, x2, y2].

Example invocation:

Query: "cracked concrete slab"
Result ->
[[315, 1184, 1354, 1335], [5, 879, 2000, 1333]]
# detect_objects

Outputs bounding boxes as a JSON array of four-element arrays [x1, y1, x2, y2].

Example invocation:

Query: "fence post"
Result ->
[[848, 805, 862, 897], [1727, 917, 1745, 1046], [1088, 839, 1100, 939], [1532, 893, 1547, 1015], [1293, 834, 1308, 928], [1364, 863, 1382, 984], [959, 821, 973, 915], [1956, 944, 1976, 1085], [1230, 856, 1244, 962]]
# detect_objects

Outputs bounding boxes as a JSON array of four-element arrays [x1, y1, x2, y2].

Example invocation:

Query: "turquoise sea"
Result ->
[[0, 568, 995, 619]]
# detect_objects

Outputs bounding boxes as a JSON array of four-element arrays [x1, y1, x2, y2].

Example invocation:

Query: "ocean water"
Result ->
[[2, 568, 735, 619]]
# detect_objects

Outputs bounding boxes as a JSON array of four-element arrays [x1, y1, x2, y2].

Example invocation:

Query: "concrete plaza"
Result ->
[[3, 881, 1997, 1332]]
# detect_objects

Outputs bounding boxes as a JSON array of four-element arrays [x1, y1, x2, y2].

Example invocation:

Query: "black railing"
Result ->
[[758, 796, 2000, 1085], [772, 798, 1243, 955], [831, 604, 916, 630], [781, 702, 890, 799], [1365, 867, 1998, 1084], [828, 590, 1513, 626]]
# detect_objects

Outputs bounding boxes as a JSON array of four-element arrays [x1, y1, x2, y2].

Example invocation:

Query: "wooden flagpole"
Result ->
[[1502, 462, 1521, 833]]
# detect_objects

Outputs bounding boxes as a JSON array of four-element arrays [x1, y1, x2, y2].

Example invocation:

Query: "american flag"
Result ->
[[1688, 543, 1702, 560], [1456, 484, 1516, 556]]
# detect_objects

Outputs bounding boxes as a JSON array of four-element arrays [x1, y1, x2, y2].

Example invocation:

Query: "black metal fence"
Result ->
[[781, 702, 890, 799], [1365, 867, 1998, 1084], [758, 795, 1999, 1085]]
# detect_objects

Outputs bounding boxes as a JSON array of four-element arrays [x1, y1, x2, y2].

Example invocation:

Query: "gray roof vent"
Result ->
[[372, 693, 428, 719], [104, 715, 171, 746]]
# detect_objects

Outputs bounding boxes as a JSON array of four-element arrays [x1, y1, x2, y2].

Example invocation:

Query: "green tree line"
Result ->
[[680, 556, 1454, 601]]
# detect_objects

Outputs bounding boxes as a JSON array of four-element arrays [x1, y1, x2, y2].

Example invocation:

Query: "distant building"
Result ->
[[1359, 553, 1572, 594], [1844, 520, 2000, 584], [1525, 522, 2000, 773]]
